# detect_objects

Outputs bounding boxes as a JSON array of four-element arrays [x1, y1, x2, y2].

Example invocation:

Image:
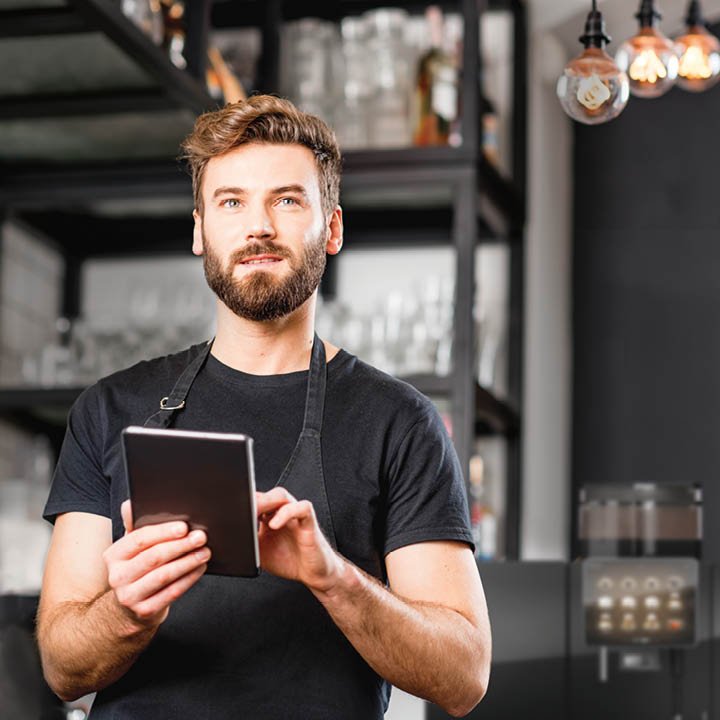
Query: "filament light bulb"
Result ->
[[674, 0, 720, 92], [629, 46, 670, 83], [576, 73, 612, 109], [616, 0, 678, 98], [556, 5, 629, 125]]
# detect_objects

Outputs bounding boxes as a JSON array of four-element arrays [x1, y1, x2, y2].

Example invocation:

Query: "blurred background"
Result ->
[[1, 0, 720, 717]]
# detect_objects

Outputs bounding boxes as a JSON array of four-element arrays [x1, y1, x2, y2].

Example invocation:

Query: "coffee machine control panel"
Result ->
[[583, 558, 698, 646]]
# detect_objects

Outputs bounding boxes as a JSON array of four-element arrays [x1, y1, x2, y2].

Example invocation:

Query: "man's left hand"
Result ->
[[256, 488, 344, 594]]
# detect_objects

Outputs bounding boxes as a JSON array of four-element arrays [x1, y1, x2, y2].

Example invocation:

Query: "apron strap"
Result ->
[[302, 334, 326, 435], [144, 340, 213, 429]]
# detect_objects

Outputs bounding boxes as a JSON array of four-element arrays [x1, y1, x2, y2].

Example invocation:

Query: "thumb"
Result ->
[[121, 499, 134, 534]]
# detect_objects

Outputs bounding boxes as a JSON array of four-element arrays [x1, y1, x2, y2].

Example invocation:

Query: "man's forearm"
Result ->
[[37, 590, 157, 701], [312, 560, 490, 718]]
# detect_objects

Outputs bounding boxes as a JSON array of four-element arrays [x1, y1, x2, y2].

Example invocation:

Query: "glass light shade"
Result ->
[[557, 48, 630, 125], [616, 27, 679, 98], [674, 25, 720, 92]]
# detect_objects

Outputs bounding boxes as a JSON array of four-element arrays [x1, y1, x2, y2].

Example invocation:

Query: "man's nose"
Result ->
[[245, 204, 275, 241]]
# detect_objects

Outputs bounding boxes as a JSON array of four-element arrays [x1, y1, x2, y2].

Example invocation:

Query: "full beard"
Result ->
[[202, 232, 327, 322]]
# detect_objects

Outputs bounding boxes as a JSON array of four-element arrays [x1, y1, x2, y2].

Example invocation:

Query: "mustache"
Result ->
[[230, 242, 292, 265]]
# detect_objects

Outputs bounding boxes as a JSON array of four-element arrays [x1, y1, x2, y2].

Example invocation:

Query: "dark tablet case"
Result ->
[[122, 426, 260, 578]]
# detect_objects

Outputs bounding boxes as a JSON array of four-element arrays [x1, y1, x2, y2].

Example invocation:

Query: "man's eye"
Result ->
[[279, 197, 298, 206], [221, 199, 240, 208]]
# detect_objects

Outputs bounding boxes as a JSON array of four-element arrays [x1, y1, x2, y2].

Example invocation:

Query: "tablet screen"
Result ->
[[122, 426, 259, 578]]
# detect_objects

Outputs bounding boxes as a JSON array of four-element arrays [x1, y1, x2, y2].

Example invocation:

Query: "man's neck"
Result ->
[[210, 296, 325, 375]]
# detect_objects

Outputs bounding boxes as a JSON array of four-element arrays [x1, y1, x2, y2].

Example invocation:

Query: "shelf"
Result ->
[[2, 149, 521, 253], [14, 206, 461, 257], [400, 373, 454, 397], [0, 387, 85, 409], [0, 386, 82, 444], [400, 374, 518, 435], [474, 384, 519, 436], [1, 142, 519, 193], [0, 378, 518, 436], [0, 0, 216, 164], [0, 386, 83, 428]]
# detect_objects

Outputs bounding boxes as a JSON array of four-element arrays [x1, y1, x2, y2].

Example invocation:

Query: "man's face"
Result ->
[[193, 143, 341, 322]]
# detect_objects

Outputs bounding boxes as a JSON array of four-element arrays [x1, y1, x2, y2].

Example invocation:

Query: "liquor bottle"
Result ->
[[412, 6, 459, 146], [469, 454, 497, 561], [481, 95, 500, 168], [444, 13, 464, 147], [160, 0, 187, 69]]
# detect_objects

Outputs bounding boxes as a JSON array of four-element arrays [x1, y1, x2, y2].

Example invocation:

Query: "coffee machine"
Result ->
[[579, 483, 702, 649], [570, 483, 706, 720]]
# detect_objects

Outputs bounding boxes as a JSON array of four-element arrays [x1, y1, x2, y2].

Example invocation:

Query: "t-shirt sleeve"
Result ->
[[43, 383, 111, 524], [383, 403, 474, 556]]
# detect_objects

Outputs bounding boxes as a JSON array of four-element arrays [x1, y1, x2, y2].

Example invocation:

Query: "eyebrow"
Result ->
[[212, 184, 310, 200]]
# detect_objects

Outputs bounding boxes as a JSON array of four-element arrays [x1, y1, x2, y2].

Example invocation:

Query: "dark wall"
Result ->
[[0, 595, 64, 718], [572, 70, 720, 562], [426, 562, 568, 720]]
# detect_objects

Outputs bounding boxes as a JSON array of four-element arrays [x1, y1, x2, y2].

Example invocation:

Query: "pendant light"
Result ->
[[556, 0, 630, 125], [615, 0, 679, 98], [674, 0, 720, 92]]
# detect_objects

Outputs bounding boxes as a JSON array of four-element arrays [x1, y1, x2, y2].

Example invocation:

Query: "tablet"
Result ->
[[121, 425, 260, 578]]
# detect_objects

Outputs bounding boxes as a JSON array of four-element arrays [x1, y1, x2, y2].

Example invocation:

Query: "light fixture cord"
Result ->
[[637, 0, 662, 27], [580, 0, 611, 48], [686, 0, 704, 27]]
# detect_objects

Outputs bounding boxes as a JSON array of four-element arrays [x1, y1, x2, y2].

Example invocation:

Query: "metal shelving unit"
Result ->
[[0, 0, 526, 558], [0, 0, 216, 165], [0, 0, 215, 113]]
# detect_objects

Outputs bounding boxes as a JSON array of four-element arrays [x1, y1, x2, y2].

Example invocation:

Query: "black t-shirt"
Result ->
[[44, 344, 473, 718]]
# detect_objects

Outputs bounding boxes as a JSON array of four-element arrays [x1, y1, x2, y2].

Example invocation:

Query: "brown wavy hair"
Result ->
[[180, 95, 342, 216]]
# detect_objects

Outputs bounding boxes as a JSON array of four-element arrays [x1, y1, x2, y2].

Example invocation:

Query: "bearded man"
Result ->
[[36, 95, 491, 719]]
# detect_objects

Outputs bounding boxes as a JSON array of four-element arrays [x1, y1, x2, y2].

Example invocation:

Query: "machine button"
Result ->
[[645, 576, 660, 592], [621, 577, 638, 592], [643, 613, 660, 631], [667, 576, 684, 591], [668, 592, 683, 611], [621, 613, 637, 631], [598, 613, 613, 632]]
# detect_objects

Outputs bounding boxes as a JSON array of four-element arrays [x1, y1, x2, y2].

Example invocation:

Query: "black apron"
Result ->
[[91, 335, 388, 719]]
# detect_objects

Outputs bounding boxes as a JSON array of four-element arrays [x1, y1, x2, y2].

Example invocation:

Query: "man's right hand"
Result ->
[[102, 500, 211, 632]]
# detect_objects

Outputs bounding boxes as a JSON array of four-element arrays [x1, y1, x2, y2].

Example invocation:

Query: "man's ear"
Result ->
[[325, 206, 343, 256], [192, 209, 204, 256]]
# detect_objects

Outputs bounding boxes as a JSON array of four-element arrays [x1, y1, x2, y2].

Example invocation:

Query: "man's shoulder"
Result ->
[[77, 342, 210, 420], [98, 342, 207, 391], [329, 350, 438, 424]]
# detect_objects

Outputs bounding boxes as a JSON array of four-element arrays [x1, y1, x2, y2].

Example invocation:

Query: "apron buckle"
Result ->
[[160, 396, 186, 411]]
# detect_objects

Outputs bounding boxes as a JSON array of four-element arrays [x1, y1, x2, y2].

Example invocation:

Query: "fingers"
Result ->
[[105, 521, 210, 626], [110, 520, 193, 562], [106, 529, 208, 588], [132, 564, 209, 622], [267, 499, 316, 532], [256, 487, 296, 517], [113, 545, 211, 614], [256, 494, 340, 593], [256, 488, 318, 532]]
